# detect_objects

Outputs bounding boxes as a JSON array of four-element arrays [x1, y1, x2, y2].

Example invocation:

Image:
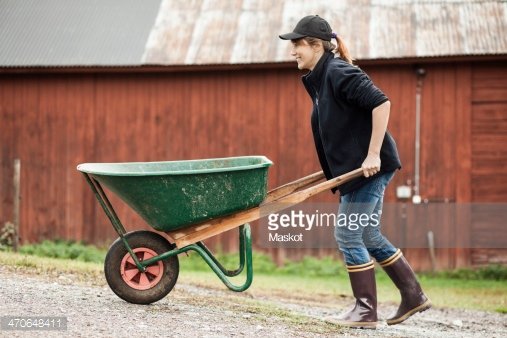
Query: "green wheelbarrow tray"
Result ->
[[77, 156, 272, 231], [78, 156, 363, 304]]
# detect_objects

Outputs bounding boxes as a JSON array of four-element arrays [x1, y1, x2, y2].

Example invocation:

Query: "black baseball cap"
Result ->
[[279, 15, 333, 41]]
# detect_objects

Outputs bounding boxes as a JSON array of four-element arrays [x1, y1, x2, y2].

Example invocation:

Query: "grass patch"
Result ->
[[424, 264, 507, 281], [18, 239, 106, 263], [496, 307, 507, 314]]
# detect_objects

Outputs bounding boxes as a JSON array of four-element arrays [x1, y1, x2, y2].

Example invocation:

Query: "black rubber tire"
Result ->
[[104, 230, 179, 304]]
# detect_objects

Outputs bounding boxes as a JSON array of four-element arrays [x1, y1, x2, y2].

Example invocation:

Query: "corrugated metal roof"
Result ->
[[0, 0, 161, 66], [1, 0, 506, 67], [143, 0, 507, 65]]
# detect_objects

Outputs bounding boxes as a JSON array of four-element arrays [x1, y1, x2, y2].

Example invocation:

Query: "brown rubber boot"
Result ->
[[380, 249, 432, 325], [327, 260, 377, 329]]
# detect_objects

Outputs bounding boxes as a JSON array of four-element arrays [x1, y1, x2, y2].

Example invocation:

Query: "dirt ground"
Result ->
[[0, 266, 506, 338]]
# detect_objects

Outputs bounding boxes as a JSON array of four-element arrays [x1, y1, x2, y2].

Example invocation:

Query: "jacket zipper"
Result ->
[[313, 87, 324, 142]]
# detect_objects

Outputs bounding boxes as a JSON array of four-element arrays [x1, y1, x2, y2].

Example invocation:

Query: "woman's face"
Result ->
[[290, 39, 323, 71]]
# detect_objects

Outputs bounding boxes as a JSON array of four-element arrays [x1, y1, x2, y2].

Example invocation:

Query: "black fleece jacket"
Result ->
[[302, 52, 401, 195]]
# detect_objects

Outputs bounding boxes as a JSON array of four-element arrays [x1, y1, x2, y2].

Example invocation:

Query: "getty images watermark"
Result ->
[[258, 203, 507, 248], [266, 208, 381, 242]]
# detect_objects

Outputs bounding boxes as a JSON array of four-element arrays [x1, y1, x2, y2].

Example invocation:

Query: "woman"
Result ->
[[279, 15, 431, 328]]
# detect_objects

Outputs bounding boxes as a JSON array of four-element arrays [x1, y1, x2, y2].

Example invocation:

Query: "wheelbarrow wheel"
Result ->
[[104, 230, 179, 305]]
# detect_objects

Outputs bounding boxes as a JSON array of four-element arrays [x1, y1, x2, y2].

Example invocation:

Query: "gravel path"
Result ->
[[1, 267, 506, 338]]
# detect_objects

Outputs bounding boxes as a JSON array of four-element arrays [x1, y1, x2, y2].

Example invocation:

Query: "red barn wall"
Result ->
[[1, 61, 506, 270]]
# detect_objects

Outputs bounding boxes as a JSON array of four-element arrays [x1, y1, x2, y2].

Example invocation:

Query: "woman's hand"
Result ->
[[361, 152, 381, 177]]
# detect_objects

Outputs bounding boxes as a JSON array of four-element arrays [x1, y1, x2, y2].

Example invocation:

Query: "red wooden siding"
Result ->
[[1, 60, 506, 270], [470, 63, 507, 265], [471, 63, 507, 202]]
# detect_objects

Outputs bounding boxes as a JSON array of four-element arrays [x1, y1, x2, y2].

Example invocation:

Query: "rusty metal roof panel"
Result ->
[[143, 0, 507, 65]]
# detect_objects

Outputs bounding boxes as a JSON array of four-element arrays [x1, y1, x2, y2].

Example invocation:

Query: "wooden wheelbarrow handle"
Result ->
[[166, 168, 364, 248], [264, 168, 363, 204], [259, 168, 364, 215], [264, 171, 326, 203]]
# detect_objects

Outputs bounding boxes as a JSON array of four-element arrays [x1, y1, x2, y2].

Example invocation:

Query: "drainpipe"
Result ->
[[413, 67, 426, 204]]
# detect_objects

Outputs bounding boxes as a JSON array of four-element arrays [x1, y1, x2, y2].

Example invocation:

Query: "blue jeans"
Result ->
[[334, 171, 398, 266]]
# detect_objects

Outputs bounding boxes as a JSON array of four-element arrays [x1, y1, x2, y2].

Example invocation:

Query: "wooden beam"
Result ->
[[12, 159, 20, 251], [264, 171, 324, 203]]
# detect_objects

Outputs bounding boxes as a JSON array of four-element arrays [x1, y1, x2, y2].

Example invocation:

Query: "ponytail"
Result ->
[[304, 35, 354, 65], [334, 35, 353, 65]]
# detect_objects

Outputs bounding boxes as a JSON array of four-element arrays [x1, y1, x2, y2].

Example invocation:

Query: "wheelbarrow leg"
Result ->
[[195, 224, 247, 277], [82, 173, 145, 272], [192, 224, 253, 292]]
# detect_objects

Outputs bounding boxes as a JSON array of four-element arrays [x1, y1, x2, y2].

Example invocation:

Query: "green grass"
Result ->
[[2, 240, 506, 313], [17, 239, 106, 263], [426, 264, 507, 281]]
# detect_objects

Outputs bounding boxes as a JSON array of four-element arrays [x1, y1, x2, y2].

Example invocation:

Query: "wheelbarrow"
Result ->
[[77, 156, 363, 304]]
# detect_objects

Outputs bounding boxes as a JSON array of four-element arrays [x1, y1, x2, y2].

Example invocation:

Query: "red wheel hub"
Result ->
[[120, 248, 163, 290]]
